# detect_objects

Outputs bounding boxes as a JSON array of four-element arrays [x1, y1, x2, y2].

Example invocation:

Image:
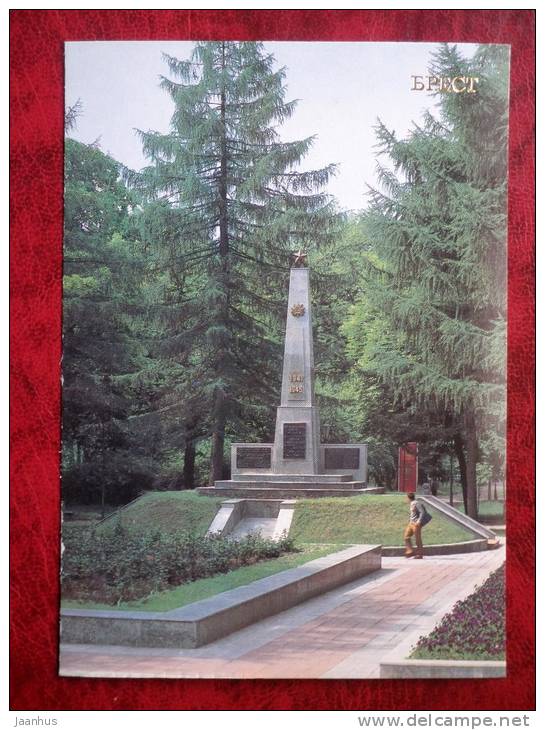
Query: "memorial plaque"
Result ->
[[236, 447, 272, 469], [324, 447, 360, 470], [283, 422, 306, 459]]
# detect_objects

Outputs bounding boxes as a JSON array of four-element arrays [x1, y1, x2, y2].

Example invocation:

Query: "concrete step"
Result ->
[[214, 480, 366, 490], [234, 473, 354, 483], [228, 517, 278, 540], [198, 486, 383, 499]]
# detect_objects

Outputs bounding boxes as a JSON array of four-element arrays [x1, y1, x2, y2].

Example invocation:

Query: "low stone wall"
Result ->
[[380, 659, 506, 679], [206, 499, 246, 536], [382, 538, 496, 557], [61, 544, 382, 650], [419, 495, 497, 540]]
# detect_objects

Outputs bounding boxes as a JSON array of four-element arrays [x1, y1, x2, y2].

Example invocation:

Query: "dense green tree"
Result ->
[[344, 45, 508, 516], [62, 44, 508, 510], [63, 138, 151, 507], [129, 41, 339, 483]]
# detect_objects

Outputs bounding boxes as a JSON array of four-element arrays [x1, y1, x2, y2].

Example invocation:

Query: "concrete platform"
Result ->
[[198, 486, 383, 498], [61, 544, 382, 650], [207, 498, 296, 541], [229, 517, 277, 539], [213, 479, 366, 490]]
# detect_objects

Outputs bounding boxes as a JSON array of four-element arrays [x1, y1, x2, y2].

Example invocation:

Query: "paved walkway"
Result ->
[[59, 546, 505, 679]]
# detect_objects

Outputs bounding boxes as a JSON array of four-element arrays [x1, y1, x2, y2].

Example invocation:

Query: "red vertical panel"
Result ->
[[398, 442, 418, 492]]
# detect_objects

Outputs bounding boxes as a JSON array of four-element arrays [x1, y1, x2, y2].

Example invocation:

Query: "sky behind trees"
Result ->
[[65, 40, 478, 212]]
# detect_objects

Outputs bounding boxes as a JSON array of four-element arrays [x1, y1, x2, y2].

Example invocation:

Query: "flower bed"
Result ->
[[62, 521, 296, 604], [410, 563, 505, 661]]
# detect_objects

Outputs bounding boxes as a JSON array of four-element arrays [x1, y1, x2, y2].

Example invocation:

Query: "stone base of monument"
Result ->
[[197, 441, 382, 498], [198, 484, 384, 498], [235, 473, 356, 483], [215, 476, 365, 489]]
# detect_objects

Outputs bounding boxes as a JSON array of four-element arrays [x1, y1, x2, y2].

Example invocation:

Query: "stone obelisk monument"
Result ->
[[201, 250, 368, 496], [271, 252, 321, 474]]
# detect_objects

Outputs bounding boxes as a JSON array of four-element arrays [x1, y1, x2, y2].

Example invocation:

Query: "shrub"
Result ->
[[61, 522, 297, 604]]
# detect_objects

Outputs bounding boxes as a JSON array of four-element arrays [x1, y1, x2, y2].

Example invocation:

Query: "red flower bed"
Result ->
[[411, 563, 505, 660]]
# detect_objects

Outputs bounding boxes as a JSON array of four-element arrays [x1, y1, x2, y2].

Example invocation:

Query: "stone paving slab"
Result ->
[[322, 549, 505, 678], [59, 546, 505, 679], [229, 516, 277, 539]]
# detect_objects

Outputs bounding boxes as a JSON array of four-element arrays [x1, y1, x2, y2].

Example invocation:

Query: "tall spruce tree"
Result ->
[[129, 42, 339, 483], [348, 45, 508, 517], [63, 138, 151, 506]]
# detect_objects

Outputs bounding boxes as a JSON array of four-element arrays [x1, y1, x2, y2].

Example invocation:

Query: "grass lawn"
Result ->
[[477, 500, 505, 519], [290, 495, 474, 546], [61, 543, 337, 612], [455, 500, 505, 521], [96, 491, 223, 536]]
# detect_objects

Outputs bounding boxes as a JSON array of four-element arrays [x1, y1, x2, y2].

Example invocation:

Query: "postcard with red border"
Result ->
[[10, 9, 535, 711]]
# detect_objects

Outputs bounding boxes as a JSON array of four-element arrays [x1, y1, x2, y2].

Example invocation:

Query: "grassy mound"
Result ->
[[96, 491, 223, 536], [91, 491, 475, 547], [61, 491, 477, 613], [290, 494, 475, 546]]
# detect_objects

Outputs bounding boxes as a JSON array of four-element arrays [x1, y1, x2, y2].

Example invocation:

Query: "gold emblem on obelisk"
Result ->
[[291, 249, 308, 267]]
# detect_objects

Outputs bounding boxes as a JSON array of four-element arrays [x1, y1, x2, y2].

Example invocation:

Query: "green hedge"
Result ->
[[62, 522, 296, 604]]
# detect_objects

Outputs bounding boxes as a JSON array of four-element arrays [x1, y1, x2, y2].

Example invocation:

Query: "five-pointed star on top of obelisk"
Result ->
[[292, 249, 308, 267]]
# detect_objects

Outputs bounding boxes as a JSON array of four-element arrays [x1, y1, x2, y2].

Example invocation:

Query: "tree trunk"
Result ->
[[464, 411, 479, 520], [100, 422, 106, 518], [209, 407, 226, 484], [449, 452, 454, 507], [183, 438, 196, 489], [208, 40, 230, 485], [453, 433, 468, 514]]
